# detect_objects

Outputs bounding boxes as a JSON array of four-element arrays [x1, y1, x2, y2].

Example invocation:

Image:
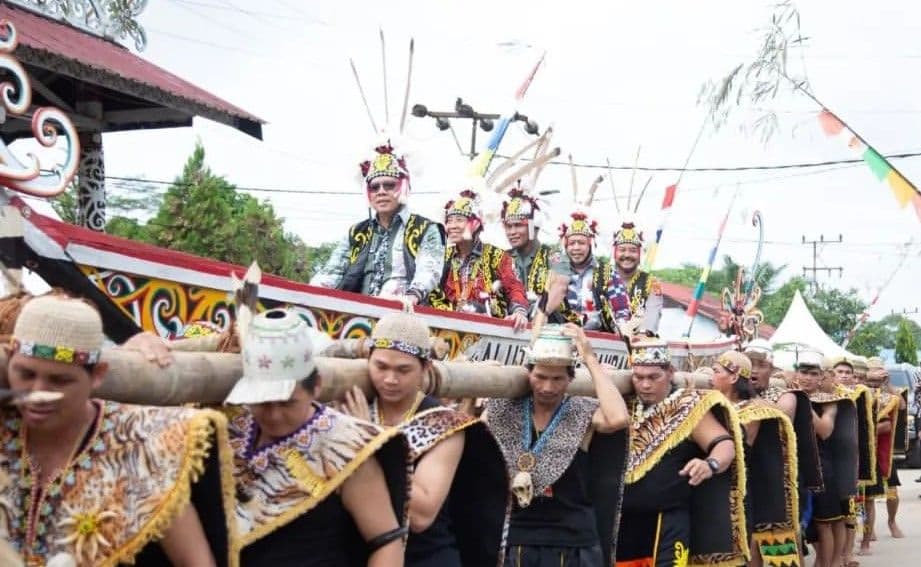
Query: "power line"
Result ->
[[497, 150, 921, 173], [102, 175, 441, 195]]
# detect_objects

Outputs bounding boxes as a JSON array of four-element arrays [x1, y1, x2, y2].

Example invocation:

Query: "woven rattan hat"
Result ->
[[10, 295, 104, 365], [526, 324, 577, 366], [850, 356, 869, 373], [370, 311, 432, 360], [225, 309, 332, 405], [717, 350, 752, 380]]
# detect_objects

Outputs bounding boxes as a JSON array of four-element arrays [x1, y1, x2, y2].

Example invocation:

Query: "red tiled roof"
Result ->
[[1, 3, 263, 138], [659, 281, 776, 339]]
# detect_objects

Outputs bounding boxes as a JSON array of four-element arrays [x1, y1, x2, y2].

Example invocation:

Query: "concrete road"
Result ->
[[848, 468, 920, 566]]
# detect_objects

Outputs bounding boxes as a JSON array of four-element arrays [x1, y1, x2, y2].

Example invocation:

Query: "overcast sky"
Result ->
[[31, 0, 921, 323]]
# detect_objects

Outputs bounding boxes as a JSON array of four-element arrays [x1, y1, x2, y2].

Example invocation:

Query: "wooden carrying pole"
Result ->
[[0, 349, 718, 406]]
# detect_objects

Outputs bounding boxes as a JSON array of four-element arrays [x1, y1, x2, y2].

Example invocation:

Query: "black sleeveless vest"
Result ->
[[340, 213, 445, 296]]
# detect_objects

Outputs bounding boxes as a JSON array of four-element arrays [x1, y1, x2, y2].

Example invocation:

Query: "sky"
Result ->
[[16, 0, 921, 325]]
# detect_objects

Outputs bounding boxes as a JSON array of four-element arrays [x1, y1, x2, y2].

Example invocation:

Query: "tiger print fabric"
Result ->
[[228, 404, 406, 547], [0, 401, 233, 567]]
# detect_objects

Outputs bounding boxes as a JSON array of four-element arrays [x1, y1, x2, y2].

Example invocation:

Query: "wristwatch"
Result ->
[[706, 457, 720, 474]]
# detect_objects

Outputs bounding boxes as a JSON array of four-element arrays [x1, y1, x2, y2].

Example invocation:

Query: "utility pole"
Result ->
[[801, 234, 843, 286], [892, 308, 920, 315], [411, 98, 540, 159]]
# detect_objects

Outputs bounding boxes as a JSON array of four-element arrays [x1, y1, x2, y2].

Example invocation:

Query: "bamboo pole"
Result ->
[[0, 350, 782, 406]]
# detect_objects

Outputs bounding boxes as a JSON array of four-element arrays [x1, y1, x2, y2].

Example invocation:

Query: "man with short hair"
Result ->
[[341, 310, 509, 566], [225, 309, 410, 566], [860, 359, 906, 553], [486, 323, 630, 566], [616, 339, 747, 566], [745, 339, 824, 564], [611, 221, 663, 333], [797, 348, 860, 567], [1, 295, 234, 566], [312, 143, 446, 305], [551, 210, 630, 334]]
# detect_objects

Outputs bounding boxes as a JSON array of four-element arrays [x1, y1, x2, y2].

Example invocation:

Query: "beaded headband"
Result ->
[[371, 338, 430, 360], [10, 338, 101, 365]]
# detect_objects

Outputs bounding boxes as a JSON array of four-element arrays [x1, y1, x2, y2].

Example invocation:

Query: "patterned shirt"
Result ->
[[443, 240, 529, 317], [311, 207, 445, 299], [564, 256, 631, 330]]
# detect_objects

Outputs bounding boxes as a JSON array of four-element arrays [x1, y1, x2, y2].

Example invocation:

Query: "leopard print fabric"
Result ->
[[760, 385, 788, 404], [401, 407, 479, 461], [486, 396, 597, 496]]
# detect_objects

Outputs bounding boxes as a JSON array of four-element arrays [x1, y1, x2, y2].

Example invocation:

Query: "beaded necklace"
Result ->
[[370, 391, 425, 427], [5, 402, 111, 559]]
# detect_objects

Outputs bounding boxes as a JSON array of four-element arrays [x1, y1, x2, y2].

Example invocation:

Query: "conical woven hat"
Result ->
[[11, 295, 103, 365]]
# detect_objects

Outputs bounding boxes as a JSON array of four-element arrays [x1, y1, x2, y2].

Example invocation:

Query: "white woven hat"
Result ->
[[793, 346, 824, 370], [526, 324, 576, 366], [11, 295, 104, 365], [744, 338, 774, 363], [225, 309, 332, 405]]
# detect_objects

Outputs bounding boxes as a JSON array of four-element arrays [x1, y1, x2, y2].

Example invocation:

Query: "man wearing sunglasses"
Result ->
[[312, 144, 446, 305]]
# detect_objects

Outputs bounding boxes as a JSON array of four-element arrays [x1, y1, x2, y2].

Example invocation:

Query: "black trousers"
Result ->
[[505, 544, 604, 567]]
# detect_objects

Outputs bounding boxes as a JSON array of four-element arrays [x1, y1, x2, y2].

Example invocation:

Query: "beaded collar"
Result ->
[[2, 401, 113, 559]]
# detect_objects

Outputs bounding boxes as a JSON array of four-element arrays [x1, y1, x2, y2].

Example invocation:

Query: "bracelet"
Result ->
[[366, 525, 409, 553], [705, 434, 733, 455]]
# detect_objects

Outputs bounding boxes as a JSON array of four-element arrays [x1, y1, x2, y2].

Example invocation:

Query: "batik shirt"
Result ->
[[564, 256, 631, 331], [312, 207, 445, 299]]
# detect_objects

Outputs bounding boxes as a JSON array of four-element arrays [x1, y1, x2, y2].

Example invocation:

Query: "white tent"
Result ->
[[769, 290, 855, 370]]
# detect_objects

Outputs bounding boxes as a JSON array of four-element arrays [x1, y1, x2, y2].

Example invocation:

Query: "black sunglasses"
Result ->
[[368, 180, 398, 193]]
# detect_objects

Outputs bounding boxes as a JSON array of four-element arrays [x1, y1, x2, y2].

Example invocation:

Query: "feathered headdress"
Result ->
[[360, 143, 409, 182], [444, 189, 481, 220], [557, 154, 604, 242], [613, 219, 644, 247], [558, 210, 598, 240], [501, 185, 541, 222]]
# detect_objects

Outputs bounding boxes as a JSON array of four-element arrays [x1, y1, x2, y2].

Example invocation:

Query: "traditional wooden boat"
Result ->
[[0, 194, 736, 369]]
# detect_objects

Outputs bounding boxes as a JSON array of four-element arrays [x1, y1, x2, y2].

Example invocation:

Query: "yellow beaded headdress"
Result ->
[[360, 143, 409, 182], [613, 221, 644, 247], [558, 210, 598, 241]]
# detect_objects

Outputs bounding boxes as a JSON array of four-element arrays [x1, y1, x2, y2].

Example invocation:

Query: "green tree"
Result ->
[[134, 143, 315, 281], [807, 286, 867, 344], [52, 180, 163, 227], [895, 319, 919, 365], [759, 277, 809, 326], [655, 255, 785, 296], [848, 321, 892, 358]]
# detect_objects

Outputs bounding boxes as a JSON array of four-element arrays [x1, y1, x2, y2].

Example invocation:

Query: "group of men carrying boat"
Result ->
[[0, 138, 910, 567]]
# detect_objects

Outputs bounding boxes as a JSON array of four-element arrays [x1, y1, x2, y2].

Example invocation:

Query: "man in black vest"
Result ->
[[612, 220, 663, 333], [311, 143, 445, 305]]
